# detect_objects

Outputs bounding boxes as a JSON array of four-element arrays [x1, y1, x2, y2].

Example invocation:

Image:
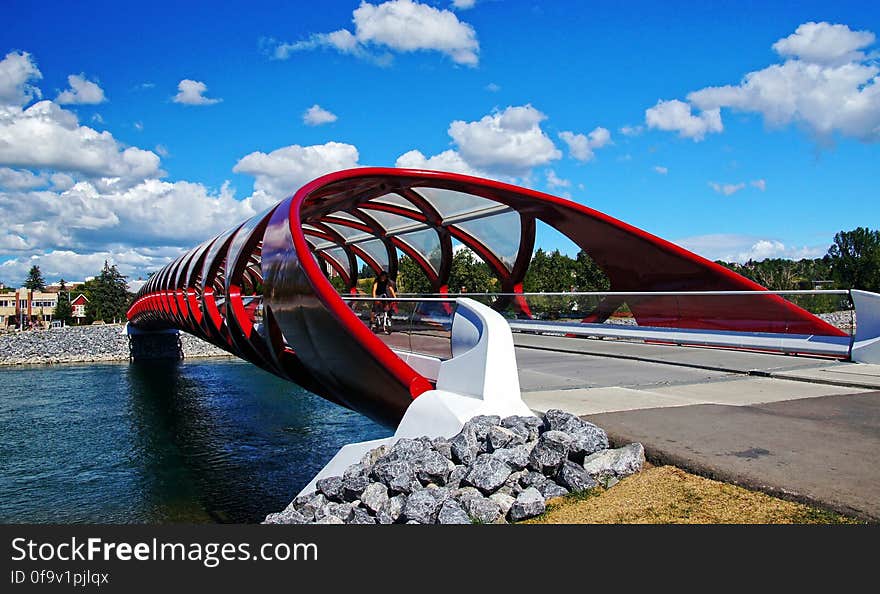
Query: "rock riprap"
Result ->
[[265, 410, 645, 525], [0, 324, 231, 366]]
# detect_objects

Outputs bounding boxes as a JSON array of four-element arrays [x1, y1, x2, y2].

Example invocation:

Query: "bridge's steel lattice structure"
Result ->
[[127, 168, 845, 427]]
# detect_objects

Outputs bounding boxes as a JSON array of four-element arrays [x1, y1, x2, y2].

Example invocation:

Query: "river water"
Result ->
[[0, 359, 390, 523]]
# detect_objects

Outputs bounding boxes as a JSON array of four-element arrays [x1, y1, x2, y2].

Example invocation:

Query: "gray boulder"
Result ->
[[464, 454, 513, 493], [315, 501, 354, 522], [342, 475, 370, 502], [502, 415, 543, 441], [519, 470, 548, 489], [446, 465, 468, 489], [349, 507, 377, 524], [411, 449, 454, 485], [315, 515, 344, 524], [453, 486, 483, 504], [528, 430, 572, 474], [557, 460, 598, 492], [464, 415, 502, 442], [582, 443, 645, 482], [360, 444, 389, 467], [463, 496, 502, 524], [377, 494, 406, 525], [360, 482, 389, 514], [437, 499, 471, 524], [491, 444, 531, 471], [488, 425, 524, 450], [403, 490, 439, 524], [296, 493, 326, 522], [450, 426, 480, 465], [568, 424, 610, 462], [537, 480, 569, 501], [263, 506, 308, 524], [372, 460, 417, 494], [316, 476, 344, 501], [432, 436, 453, 460], [489, 492, 516, 516], [508, 487, 546, 522]]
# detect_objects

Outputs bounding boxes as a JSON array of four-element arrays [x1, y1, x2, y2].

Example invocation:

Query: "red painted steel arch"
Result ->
[[128, 168, 845, 427]]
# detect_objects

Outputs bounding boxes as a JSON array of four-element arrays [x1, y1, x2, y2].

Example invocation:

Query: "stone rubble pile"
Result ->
[[0, 324, 231, 365], [265, 410, 645, 525]]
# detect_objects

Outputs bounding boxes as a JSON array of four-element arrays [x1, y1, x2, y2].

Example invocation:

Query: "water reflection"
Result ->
[[0, 359, 389, 524]]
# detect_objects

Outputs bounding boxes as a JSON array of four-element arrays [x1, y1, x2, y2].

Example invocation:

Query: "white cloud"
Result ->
[[558, 127, 612, 161], [395, 148, 489, 178], [303, 104, 338, 126], [620, 125, 643, 137], [674, 233, 826, 263], [0, 249, 184, 287], [56, 74, 106, 105], [271, 0, 480, 66], [233, 141, 361, 201], [772, 21, 875, 66], [0, 100, 162, 185], [451, 0, 476, 9], [448, 104, 561, 175], [0, 167, 46, 190], [645, 99, 723, 141], [653, 165, 668, 175], [485, 82, 501, 92], [545, 169, 570, 188], [0, 51, 42, 106], [155, 144, 169, 157], [133, 121, 144, 131], [172, 79, 221, 105], [652, 22, 880, 143], [708, 179, 766, 196], [708, 181, 746, 196]]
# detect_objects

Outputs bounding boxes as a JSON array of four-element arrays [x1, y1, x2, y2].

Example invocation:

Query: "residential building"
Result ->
[[0, 288, 59, 328]]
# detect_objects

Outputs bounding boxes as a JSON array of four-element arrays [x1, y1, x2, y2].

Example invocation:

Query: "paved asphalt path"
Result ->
[[513, 335, 880, 521]]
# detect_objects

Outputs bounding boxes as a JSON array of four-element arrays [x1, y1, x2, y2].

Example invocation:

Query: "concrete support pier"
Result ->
[[126, 324, 183, 362]]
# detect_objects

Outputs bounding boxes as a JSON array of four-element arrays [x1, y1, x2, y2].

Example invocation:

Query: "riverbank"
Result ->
[[0, 324, 230, 366]]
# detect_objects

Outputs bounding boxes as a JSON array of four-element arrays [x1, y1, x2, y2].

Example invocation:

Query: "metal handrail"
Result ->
[[396, 289, 852, 297]]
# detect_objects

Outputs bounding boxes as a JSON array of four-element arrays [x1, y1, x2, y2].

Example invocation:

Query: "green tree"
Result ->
[[53, 293, 73, 325], [24, 265, 46, 290], [84, 261, 130, 323], [828, 227, 880, 292], [524, 249, 576, 292], [449, 249, 496, 293], [397, 255, 433, 294], [574, 249, 611, 291]]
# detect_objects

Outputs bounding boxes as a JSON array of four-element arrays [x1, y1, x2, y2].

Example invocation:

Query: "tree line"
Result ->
[[21, 261, 131, 325], [360, 226, 880, 295]]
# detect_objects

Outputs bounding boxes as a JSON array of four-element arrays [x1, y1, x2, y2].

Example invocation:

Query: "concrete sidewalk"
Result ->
[[586, 392, 880, 521]]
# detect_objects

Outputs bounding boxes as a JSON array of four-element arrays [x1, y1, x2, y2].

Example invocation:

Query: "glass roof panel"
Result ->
[[355, 239, 390, 271], [397, 228, 442, 274], [324, 222, 372, 243], [325, 211, 361, 223], [359, 208, 424, 233], [415, 187, 499, 220], [370, 192, 417, 210], [321, 246, 350, 277], [452, 210, 521, 271]]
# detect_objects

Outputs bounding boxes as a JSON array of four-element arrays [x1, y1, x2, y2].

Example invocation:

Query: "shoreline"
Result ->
[[0, 324, 232, 367]]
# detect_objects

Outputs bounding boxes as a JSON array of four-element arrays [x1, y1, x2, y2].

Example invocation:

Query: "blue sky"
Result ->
[[1, 0, 878, 285]]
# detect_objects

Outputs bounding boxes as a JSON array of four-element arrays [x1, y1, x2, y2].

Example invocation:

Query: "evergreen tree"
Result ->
[[84, 261, 130, 323], [24, 265, 46, 290], [53, 293, 73, 326], [449, 249, 495, 293]]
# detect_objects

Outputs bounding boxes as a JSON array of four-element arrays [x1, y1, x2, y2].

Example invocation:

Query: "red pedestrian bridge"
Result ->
[[126, 168, 879, 431]]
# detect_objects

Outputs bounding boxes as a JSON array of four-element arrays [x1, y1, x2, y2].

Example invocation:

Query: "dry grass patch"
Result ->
[[525, 465, 859, 524]]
